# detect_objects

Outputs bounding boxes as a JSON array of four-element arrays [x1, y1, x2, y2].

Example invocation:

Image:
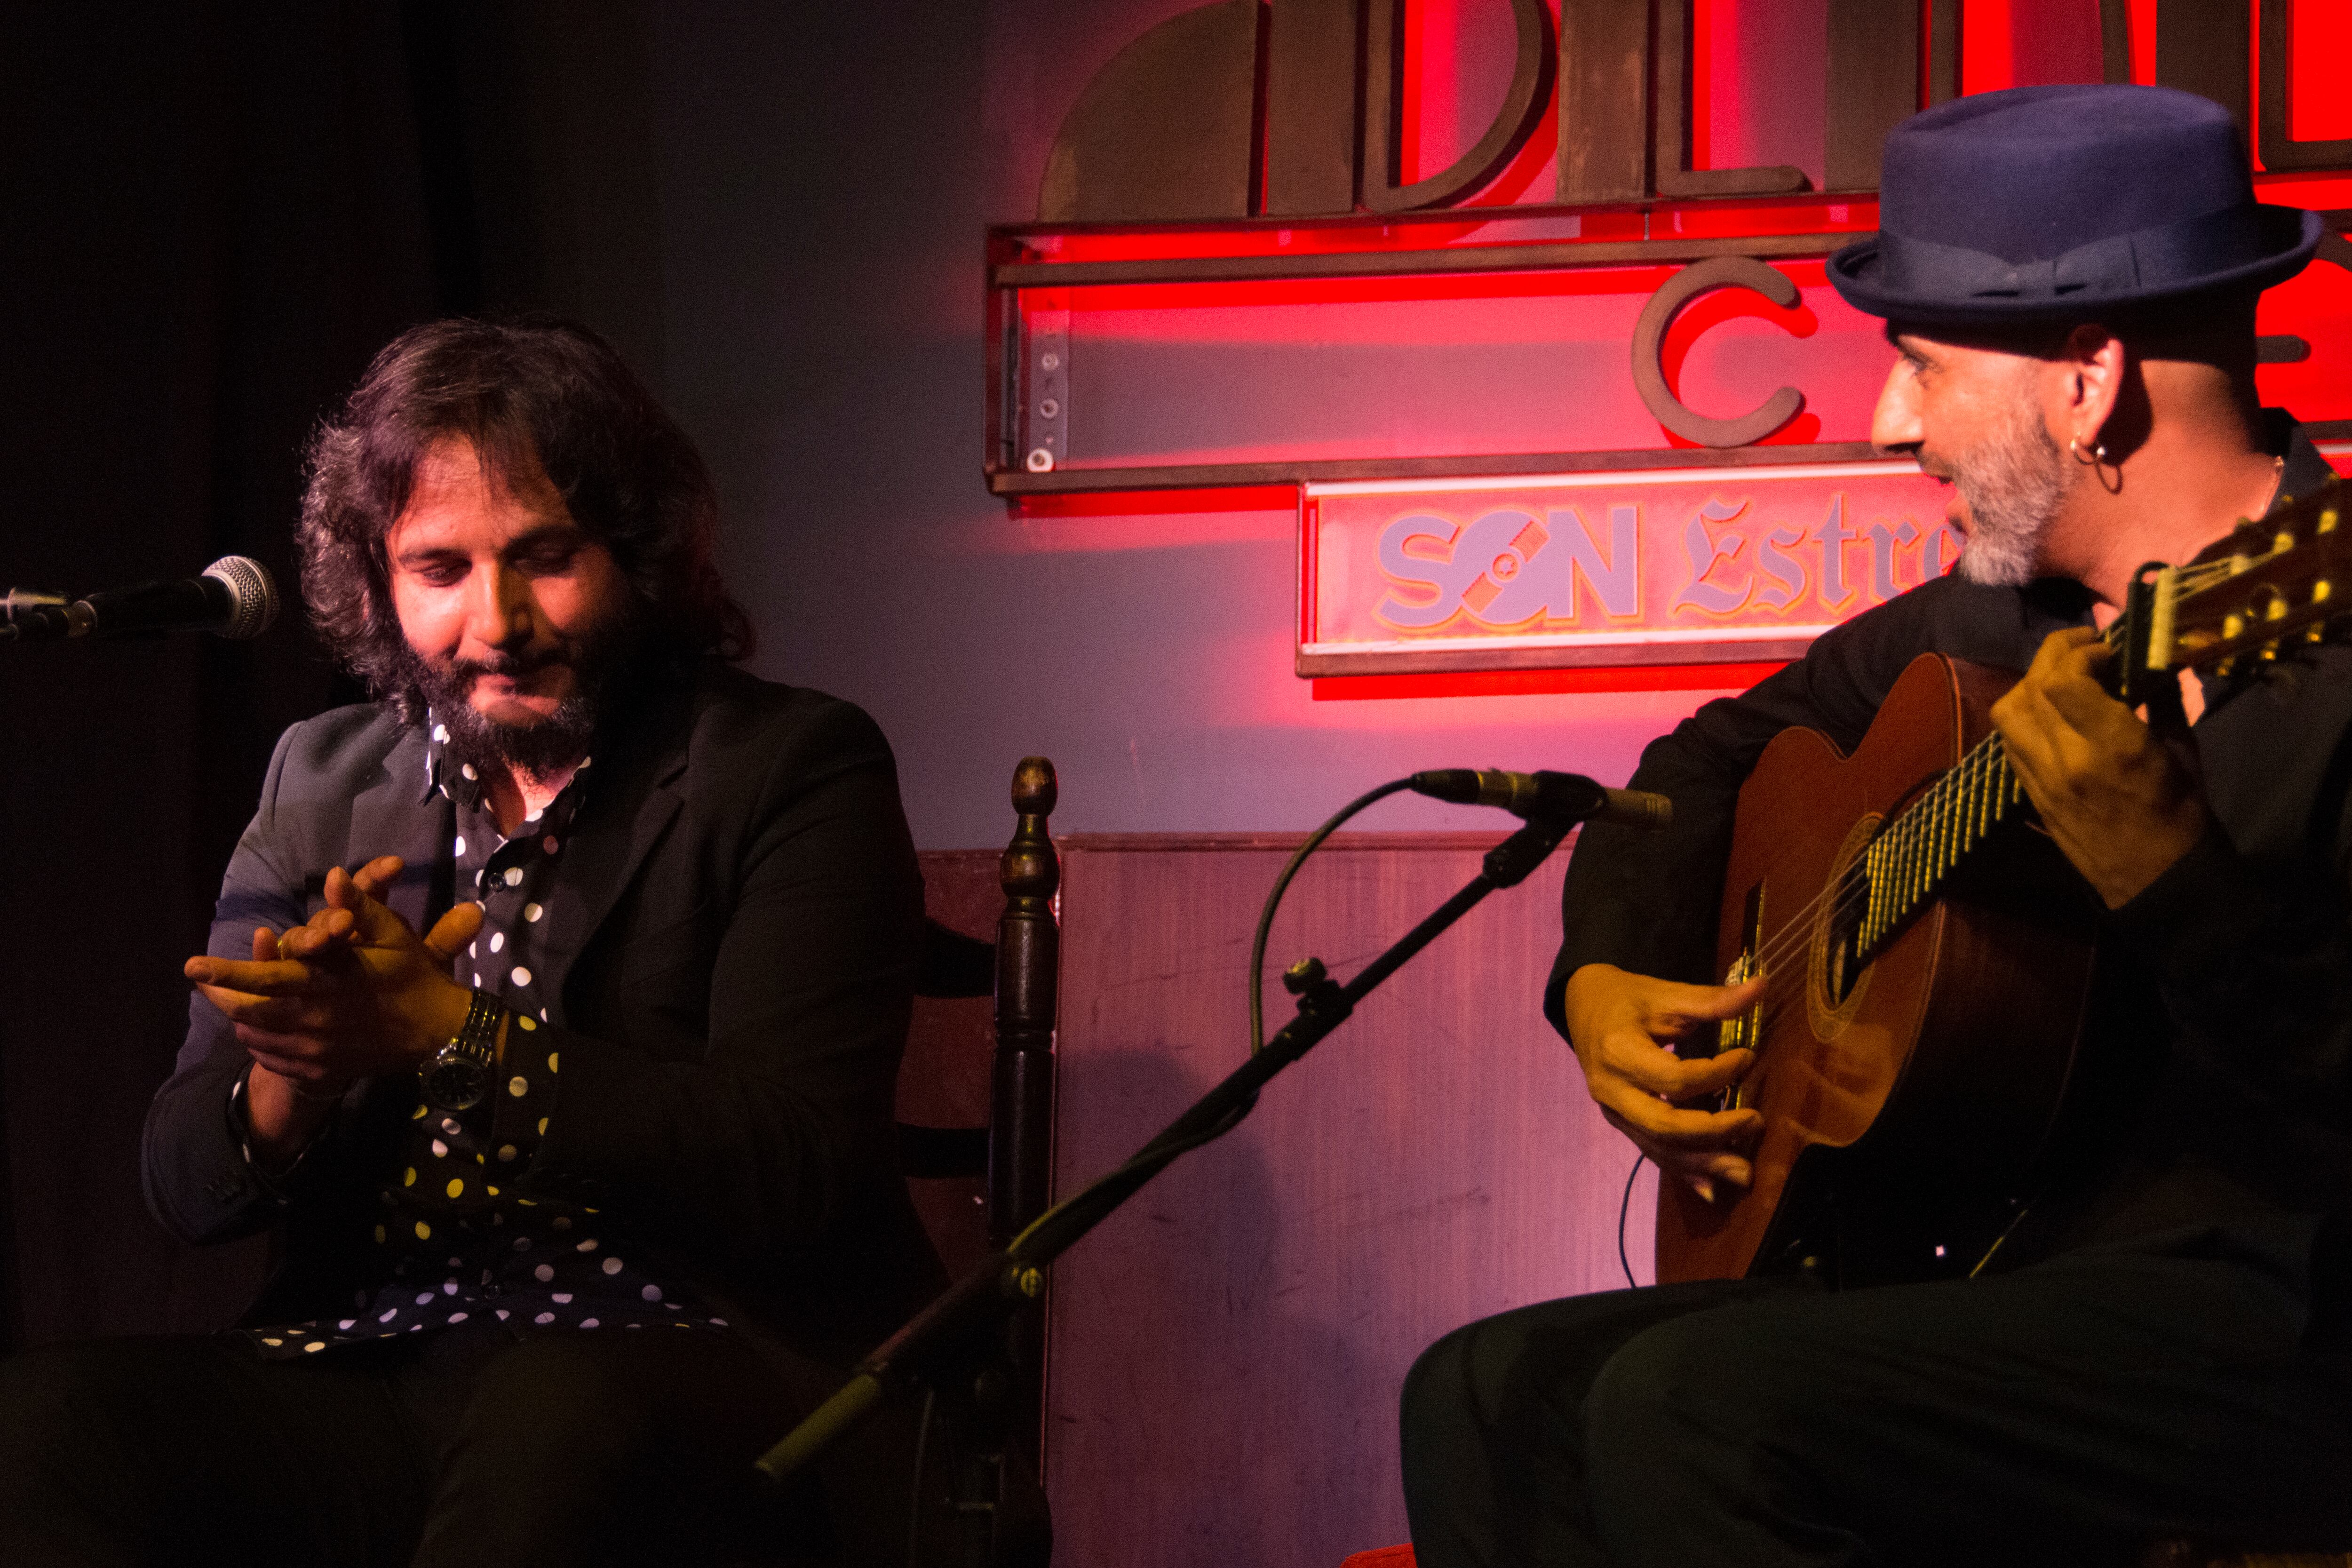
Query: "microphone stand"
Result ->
[[754, 814, 1574, 1544]]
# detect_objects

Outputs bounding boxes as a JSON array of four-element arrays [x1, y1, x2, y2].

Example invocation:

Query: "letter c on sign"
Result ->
[[1631, 256, 1806, 448]]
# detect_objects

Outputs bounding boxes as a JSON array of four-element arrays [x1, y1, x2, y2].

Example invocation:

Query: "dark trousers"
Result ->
[[1400, 1237, 2352, 1568], [0, 1322, 925, 1568]]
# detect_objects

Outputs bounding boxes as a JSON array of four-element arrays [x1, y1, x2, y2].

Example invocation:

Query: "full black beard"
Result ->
[[396, 611, 644, 779]]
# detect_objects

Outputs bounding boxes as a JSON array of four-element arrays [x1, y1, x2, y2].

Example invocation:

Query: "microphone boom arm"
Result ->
[[754, 812, 1575, 1483]]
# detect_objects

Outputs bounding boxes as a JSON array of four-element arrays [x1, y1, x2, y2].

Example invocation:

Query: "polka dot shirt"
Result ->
[[239, 715, 727, 1358]]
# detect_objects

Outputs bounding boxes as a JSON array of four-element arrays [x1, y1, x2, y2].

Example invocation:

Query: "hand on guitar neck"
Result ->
[[1990, 625, 2213, 911], [1560, 963, 1768, 1202], [1568, 623, 2208, 1211]]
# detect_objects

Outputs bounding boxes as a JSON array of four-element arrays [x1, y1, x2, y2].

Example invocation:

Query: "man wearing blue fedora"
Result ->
[[1403, 86, 2352, 1565]]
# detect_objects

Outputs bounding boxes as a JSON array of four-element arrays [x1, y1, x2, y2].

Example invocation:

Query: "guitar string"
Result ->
[[1726, 551, 2251, 994], [1699, 551, 2255, 1058], [1686, 552, 2244, 1005], [1727, 729, 2016, 1014]]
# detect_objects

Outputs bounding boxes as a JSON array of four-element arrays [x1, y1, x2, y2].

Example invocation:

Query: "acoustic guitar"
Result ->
[[1655, 477, 2352, 1288]]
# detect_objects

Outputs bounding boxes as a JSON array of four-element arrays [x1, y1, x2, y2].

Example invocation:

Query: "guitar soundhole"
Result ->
[[1807, 816, 1883, 1041], [1827, 868, 1866, 1005]]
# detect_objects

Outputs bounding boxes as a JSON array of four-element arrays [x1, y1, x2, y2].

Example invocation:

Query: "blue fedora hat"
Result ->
[[1829, 84, 2321, 327]]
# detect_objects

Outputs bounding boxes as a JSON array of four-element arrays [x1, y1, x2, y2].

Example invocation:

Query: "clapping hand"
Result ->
[[186, 856, 483, 1144]]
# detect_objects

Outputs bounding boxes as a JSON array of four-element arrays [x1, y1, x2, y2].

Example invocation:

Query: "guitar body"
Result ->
[[1655, 653, 2100, 1287]]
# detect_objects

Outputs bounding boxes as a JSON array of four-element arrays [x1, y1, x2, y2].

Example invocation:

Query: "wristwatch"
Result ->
[[421, 990, 506, 1112]]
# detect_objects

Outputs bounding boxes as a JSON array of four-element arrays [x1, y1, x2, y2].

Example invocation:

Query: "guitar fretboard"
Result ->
[[1852, 604, 2163, 956], [1855, 732, 2028, 956], [1840, 477, 2349, 962]]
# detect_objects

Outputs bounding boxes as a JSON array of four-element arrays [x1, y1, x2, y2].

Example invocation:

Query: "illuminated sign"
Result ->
[[987, 0, 2352, 684], [1300, 463, 1953, 674]]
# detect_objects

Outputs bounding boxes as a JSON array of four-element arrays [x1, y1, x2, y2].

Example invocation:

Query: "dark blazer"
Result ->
[[143, 662, 944, 1367]]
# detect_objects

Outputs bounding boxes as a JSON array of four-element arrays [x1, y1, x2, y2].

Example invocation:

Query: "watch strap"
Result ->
[[447, 988, 505, 1068]]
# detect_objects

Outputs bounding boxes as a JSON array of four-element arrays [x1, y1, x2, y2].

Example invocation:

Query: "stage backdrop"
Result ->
[[1041, 832, 1651, 1568]]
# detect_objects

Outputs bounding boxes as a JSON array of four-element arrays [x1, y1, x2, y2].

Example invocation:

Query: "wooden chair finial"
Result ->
[[1001, 757, 1059, 905], [1011, 755, 1057, 818]]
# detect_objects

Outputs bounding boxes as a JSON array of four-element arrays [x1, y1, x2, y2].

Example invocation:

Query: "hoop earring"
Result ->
[[2069, 436, 2109, 466]]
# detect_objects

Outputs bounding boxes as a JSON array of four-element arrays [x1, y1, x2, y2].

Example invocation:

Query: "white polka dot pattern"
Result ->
[[241, 708, 730, 1360]]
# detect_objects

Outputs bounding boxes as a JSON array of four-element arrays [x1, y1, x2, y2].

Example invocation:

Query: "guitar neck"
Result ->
[[1850, 473, 2352, 964], [1854, 730, 2029, 959], [1856, 608, 2137, 957]]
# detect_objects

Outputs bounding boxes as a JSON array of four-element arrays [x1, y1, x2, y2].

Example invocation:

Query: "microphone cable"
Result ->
[[1618, 1151, 1645, 1289], [1006, 777, 1420, 1261], [1248, 777, 1415, 1057]]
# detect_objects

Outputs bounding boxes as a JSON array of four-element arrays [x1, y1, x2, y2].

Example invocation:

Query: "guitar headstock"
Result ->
[[2152, 475, 2352, 676]]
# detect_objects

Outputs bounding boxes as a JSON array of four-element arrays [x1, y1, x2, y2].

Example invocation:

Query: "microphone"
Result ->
[[1409, 768, 1673, 831], [3, 557, 278, 642]]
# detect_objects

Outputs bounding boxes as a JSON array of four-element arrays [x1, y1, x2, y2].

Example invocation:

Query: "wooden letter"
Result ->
[[1362, 0, 1556, 212], [1557, 0, 1652, 203], [2155, 0, 2248, 133], [1825, 0, 1919, 190], [1264, 0, 1362, 216], [1038, 0, 1266, 222], [1655, 0, 1809, 197]]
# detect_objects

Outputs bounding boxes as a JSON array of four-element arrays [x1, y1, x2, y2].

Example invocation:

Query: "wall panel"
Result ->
[[1044, 832, 1652, 1567]]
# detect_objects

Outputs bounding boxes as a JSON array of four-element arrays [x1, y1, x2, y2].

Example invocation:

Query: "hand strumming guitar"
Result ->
[[1559, 963, 1768, 1203], [1990, 626, 2212, 910]]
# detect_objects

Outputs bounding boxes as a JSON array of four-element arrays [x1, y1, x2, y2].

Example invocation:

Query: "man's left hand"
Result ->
[[185, 856, 484, 1094], [1990, 626, 2209, 909]]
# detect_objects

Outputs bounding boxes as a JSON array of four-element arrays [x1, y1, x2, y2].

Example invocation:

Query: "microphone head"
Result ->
[[202, 556, 278, 640], [1597, 787, 1674, 831]]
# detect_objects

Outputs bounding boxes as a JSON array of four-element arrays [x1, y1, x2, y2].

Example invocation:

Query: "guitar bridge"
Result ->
[[1716, 881, 1766, 1110]]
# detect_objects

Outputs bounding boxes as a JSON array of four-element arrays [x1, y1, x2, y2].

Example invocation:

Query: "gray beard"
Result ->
[[1947, 398, 2074, 588]]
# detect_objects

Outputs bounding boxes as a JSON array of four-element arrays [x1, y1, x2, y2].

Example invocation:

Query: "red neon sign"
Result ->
[[988, 0, 2352, 689]]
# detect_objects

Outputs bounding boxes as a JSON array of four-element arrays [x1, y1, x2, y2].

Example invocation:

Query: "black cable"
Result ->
[[1013, 777, 1418, 1258], [1617, 1151, 1645, 1289], [1249, 778, 1414, 1055]]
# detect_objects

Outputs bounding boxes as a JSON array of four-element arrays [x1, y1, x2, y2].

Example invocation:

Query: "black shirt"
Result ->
[[1548, 425, 2352, 1272], [238, 718, 725, 1357]]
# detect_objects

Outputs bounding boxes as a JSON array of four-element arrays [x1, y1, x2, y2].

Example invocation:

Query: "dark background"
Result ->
[[0, 0, 985, 1348], [0, 0, 2004, 1351]]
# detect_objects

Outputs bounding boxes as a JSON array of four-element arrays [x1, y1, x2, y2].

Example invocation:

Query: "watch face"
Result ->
[[423, 1051, 490, 1112]]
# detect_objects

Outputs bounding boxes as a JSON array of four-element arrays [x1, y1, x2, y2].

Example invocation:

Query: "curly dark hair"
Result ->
[[299, 317, 753, 721]]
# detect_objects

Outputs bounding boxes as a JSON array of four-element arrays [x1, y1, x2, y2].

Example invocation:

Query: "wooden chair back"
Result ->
[[898, 757, 1061, 1461]]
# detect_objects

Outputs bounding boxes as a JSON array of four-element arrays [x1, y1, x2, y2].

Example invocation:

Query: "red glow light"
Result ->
[[2293, 0, 2352, 144], [1963, 0, 2015, 96], [1004, 200, 1876, 271], [1013, 486, 1299, 519], [1312, 664, 1788, 700], [1692, 0, 1717, 171], [1049, 264, 1687, 342]]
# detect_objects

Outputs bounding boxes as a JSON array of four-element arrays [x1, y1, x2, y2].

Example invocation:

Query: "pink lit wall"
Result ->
[[639, 1, 2119, 848]]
